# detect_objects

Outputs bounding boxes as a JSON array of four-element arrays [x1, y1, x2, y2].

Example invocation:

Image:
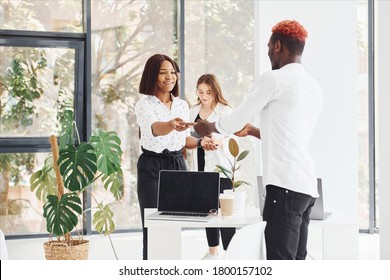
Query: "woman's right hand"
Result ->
[[170, 118, 189, 132]]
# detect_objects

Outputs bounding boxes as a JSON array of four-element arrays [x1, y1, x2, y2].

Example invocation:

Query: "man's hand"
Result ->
[[234, 123, 261, 139], [193, 120, 216, 137]]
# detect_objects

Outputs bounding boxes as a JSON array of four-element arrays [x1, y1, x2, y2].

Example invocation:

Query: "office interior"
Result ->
[[0, 0, 389, 260]]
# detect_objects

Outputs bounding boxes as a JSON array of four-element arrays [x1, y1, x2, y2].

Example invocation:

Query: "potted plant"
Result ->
[[29, 109, 123, 260], [215, 138, 250, 210]]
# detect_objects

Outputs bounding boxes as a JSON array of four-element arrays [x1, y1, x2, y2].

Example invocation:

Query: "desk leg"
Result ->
[[322, 224, 359, 260], [148, 226, 182, 260]]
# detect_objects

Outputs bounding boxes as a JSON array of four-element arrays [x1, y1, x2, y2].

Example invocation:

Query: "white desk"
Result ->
[[307, 213, 359, 260], [144, 208, 261, 260], [144, 208, 359, 260]]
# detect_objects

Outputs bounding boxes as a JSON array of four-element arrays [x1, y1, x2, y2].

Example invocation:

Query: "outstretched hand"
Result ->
[[234, 123, 261, 139], [170, 118, 192, 132]]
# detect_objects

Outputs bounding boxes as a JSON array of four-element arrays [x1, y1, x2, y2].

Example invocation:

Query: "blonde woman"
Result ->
[[190, 74, 236, 260]]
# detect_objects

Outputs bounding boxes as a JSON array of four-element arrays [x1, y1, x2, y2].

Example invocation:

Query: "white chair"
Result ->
[[224, 221, 267, 260], [0, 228, 9, 260]]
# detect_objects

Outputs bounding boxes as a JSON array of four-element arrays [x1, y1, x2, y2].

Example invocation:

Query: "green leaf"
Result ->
[[58, 110, 75, 149], [102, 171, 123, 200], [89, 130, 122, 175], [228, 138, 239, 157], [43, 193, 82, 236], [58, 143, 97, 192], [29, 157, 57, 203], [233, 180, 251, 189], [215, 165, 232, 179], [93, 202, 115, 236], [237, 150, 250, 162]]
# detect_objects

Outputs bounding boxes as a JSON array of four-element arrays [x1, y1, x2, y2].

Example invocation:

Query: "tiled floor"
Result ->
[[4, 229, 380, 260]]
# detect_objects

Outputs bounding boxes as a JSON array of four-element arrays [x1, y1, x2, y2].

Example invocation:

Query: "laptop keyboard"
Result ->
[[160, 211, 208, 217]]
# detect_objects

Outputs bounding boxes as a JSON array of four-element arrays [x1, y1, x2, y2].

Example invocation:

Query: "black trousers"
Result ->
[[137, 148, 187, 260], [262, 185, 316, 260], [205, 227, 236, 250], [204, 178, 236, 251]]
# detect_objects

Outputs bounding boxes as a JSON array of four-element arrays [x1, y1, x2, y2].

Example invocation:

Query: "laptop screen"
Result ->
[[157, 170, 220, 213]]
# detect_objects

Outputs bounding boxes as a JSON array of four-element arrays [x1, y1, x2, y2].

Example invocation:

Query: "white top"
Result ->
[[135, 94, 190, 153], [216, 63, 326, 197], [189, 103, 234, 173]]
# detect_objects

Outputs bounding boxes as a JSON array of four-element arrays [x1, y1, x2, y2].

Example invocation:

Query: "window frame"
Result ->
[[0, 30, 86, 153]]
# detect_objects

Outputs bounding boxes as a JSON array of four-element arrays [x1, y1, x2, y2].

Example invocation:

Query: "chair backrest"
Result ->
[[224, 221, 267, 260]]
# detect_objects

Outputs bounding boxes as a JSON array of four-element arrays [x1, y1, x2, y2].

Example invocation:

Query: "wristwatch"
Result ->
[[197, 138, 203, 148]]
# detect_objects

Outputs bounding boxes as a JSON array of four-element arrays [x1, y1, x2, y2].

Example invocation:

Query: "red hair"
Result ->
[[272, 20, 308, 42]]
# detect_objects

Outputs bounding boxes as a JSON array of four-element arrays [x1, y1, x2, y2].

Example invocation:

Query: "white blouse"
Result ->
[[135, 94, 190, 153]]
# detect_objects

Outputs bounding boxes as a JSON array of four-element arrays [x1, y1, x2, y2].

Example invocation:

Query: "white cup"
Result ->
[[219, 194, 234, 216]]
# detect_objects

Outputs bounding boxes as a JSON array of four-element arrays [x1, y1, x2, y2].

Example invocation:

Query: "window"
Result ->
[[0, 0, 83, 33], [1, 0, 379, 238]]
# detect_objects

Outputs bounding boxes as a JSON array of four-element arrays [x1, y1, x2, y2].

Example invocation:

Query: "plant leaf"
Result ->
[[237, 150, 250, 162], [215, 165, 232, 179], [43, 193, 82, 236], [93, 202, 115, 236], [89, 130, 122, 175], [29, 157, 57, 202], [58, 110, 75, 149], [233, 180, 251, 189], [58, 143, 97, 192], [102, 171, 123, 200], [228, 138, 239, 157]]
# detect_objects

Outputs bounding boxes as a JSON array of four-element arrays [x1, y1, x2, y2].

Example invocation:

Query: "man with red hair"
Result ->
[[194, 20, 326, 260]]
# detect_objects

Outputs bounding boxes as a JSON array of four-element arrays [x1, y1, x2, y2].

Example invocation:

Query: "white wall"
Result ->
[[377, 0, 390, 260], [258, 1, 359, 222]]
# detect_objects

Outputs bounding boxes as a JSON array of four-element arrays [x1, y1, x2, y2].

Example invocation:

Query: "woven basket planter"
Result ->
[[44, 239, 89, 260]]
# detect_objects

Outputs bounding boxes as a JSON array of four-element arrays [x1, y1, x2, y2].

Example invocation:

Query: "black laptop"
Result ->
[[310, 178, 332, 220], [146, 170, 220, 222]]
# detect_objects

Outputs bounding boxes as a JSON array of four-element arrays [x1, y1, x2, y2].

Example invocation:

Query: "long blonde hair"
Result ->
[[196, 74, 230, 108]]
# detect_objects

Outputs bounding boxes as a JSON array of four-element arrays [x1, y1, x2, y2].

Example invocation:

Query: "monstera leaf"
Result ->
[[58, 143, 97, 192], [102, 171, 123, 200], [43, 193, 82, 236], [93, 202, 115, 236], [89, 130, 122, 175], [58, 110, 75, 150], [30, 157, 57, 202]]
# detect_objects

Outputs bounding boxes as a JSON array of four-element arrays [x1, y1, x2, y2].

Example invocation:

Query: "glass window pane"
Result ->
[[90, 0, 177, 230], [357, 1, 370, 230], [185, 0, 258, 204], [0, 152, 48, 235], [0, 0, 83, 32], [0, 46, 75, 137]]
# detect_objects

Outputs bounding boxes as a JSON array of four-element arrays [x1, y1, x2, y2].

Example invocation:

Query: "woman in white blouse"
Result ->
[[189, 74, 236, 260], [135, 54, 215, 260]]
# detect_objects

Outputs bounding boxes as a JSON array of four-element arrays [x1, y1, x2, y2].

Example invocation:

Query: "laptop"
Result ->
[[256, 176, 331, 220], [256, 176, 266, 216], [310, 178, 332, 220], [220, 177, 233, 193], [146, 170, 220, 222]]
